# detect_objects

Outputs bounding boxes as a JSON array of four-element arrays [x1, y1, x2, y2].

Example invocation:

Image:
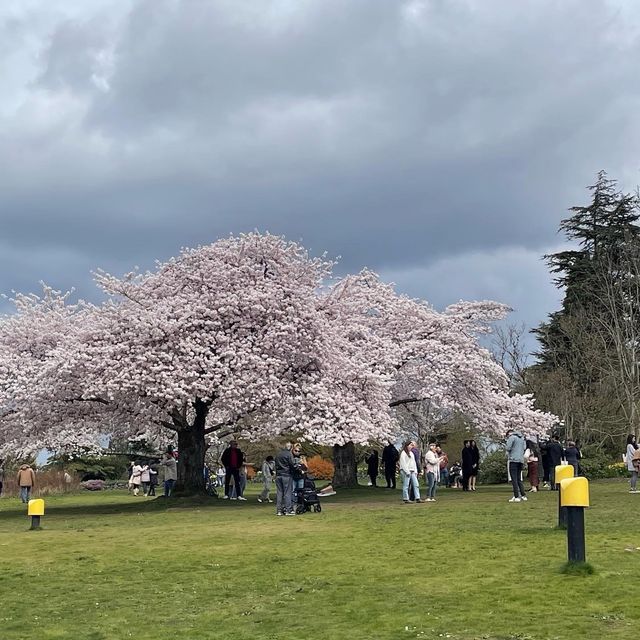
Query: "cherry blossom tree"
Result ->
[[0, 234, 555, 493]]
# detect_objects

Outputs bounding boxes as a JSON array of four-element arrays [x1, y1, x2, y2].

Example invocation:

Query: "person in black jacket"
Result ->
[[547, 434, 564, 490], [461, 440, 473, 491], [221, 440, 246, 500], [365, 449, 379, 487], [382, 442, 399, 489], [469, 440, 480, 491]]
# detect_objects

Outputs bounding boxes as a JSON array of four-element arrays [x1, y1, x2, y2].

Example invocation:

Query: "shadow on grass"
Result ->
[[0, 486, 370, 520]]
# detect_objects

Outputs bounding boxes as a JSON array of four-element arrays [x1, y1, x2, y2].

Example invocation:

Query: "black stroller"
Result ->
[[294, 476, 322, 514]]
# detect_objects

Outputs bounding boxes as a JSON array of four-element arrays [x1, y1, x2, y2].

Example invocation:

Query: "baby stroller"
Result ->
[[294, 476, 322, 514]]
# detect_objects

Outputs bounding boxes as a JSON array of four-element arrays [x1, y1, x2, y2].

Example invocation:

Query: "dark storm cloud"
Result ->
[[1, 0, 639, 335]]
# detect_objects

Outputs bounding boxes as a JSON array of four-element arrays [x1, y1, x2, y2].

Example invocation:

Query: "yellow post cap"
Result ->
[[560, 477, 589, 507], [555, 465, 574, 483], [27, 499, 45, 516]]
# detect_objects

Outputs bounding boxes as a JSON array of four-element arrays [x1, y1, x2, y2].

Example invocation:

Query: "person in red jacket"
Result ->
[[221, 441, 246, 501]]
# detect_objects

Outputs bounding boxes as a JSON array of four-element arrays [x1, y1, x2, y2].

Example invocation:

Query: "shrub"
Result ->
[[305, 456, 334, 480], [478, 450, 508, 484]]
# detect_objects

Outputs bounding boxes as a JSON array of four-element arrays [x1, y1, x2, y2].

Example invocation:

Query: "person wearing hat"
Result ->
[[17, 463, 36, 503]]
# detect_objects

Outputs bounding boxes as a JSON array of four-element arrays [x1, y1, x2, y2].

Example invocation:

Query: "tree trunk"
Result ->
[[332, 442, 359, 488], [175, 400, 209, 495]]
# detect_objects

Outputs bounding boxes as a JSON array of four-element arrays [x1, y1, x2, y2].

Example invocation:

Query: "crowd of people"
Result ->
[[5, 431, 640, 505]]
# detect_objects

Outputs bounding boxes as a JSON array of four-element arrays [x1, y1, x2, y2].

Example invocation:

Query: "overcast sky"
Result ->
[[2, 0, 639, 352]]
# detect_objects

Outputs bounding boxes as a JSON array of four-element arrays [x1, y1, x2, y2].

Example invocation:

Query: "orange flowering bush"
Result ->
[[305, 455, 334, 480]]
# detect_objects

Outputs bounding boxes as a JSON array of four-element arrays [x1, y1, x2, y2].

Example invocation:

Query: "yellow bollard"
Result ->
[[560, 477, 590, 563], [554, 465, 574, 529], [27, 499, 45, 530]]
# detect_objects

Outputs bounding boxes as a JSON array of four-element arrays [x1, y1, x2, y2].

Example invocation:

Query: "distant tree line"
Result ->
[[522, 171, 640, 452]]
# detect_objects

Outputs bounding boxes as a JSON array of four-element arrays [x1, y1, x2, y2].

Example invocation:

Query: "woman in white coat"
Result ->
[[400, 441, 422, 504]]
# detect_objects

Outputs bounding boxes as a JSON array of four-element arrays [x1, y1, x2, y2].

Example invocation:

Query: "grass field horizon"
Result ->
[[1, 480, 639, 639]]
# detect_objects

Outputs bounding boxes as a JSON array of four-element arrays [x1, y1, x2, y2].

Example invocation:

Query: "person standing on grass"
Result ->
[[424, 443, 440, 502], [160, 452, 177, 497], [626, 434, 640, 493], [275, 442, 296, 516], [258, 455, 275, 503], [469, 440, 480, 491], [366, 449, 379, 487], [221, 440, 247, 501], [382, 442, 399, 489], [539, 440, 551, 488], [547, 434, 564, 490], [505, 428, 527, 503], [0, 460, 4, 497], [140, 463, 151, 496], [400, 441, 422, 503], [524, 440, 539, 492], [130, 461, 143, 496], [436, 445, 449, 487], [563, 441, 581, 477], [461, 440, 473, 491], [17, 464, 36, 503], [148, 464, 158, 496]]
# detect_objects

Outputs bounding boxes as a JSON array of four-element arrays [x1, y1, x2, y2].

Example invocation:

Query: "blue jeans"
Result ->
[[20, 486, 31, 503], [439, 468, 449, 486], [164, 479, 175, 497], [427, 472, 437, 499], [402, 472, 420, 501]]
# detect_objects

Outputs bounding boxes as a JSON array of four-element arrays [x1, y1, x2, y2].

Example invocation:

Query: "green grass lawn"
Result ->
[[1, 480, 639, 640]]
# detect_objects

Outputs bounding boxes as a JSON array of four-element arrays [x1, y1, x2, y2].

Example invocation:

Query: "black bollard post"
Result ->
[[30, 515, 41, 530], [566, 506, 586, 563], [557, 486, 567, 529]]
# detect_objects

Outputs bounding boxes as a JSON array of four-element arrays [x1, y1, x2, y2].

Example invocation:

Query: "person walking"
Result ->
[[461, 441, 473, 491], [547, 434, 564, 490], [17, 464, 36, 503], [469, 440, 480, 491], [221, 440, 247, 501], [524, 440, 539, 492], [563, 441, 581, 476], [400, 441, 422, 503], [160, 452, 177, 497], [366, 449, 379, 487], [258, 455, 275, 503], [424, 443, 440, 502], [140, 463, 151, 496], [130, 461, 143, 496], [0, 460, 5, 497], [382, 442, 399, 489], [148, 464, 158, 496], [625, 434, 640, 493], [274, 442, 296, 516], [505, 429, 527, 503]]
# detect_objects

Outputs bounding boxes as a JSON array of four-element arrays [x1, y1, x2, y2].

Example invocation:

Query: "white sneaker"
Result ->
[[237, 496, 247, 501], [222, 495, 229, 500], [268, 499, 273, 503], [257, 497, 263, 503], [520, 496, 528, 501], [230, 497, 237, 500], [509, 497, 521, 503]]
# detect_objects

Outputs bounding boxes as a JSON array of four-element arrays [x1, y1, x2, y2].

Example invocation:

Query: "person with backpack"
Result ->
[[505, 429, 528, 503]]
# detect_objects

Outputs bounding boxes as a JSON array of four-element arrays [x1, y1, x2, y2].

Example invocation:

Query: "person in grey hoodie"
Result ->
[[505, 429, 528, 503]]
